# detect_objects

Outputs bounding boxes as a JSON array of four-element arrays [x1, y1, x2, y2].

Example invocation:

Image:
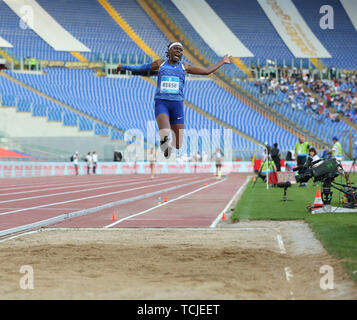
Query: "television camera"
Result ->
[[293, 158, 357, 208]]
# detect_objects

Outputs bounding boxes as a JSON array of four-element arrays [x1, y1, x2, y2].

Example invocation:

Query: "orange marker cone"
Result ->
[[313, 190, 324, 209], [221, 212, 227, 221], [112, 211, 117, 221], [164, 195, 168, 202]]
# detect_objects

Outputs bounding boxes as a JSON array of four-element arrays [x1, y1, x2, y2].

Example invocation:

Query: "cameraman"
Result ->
[[294, 147, 321, 185], [305, 147, 320, 168], [298, 147, 320, 185]]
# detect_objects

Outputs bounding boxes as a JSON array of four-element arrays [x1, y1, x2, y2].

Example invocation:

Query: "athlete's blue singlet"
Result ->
[[154, 60, 186, 124], [154, 60, 185, 101]]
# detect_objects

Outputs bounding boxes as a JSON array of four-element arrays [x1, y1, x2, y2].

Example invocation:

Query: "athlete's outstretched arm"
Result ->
[[184, 55, 232, 75], [115, 59, 164, 74]]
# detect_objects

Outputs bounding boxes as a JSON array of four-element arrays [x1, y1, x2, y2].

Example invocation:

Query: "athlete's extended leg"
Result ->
[[171, 123, 184, 150], [156, 113, 172, 158]]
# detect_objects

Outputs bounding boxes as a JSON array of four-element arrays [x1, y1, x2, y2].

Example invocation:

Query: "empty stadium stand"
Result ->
[[0, 0, 356, 159]]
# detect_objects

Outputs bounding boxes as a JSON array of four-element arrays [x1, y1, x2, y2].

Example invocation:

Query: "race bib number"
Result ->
[[160, 76, 180, 94]]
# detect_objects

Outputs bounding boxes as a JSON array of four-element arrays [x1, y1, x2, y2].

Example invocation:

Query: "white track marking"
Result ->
[[0, 176, 181, 204], [277, 234, 295, 299], [104, 179, 226, 228], [0, 177, 215, 237], [45, 227, 278, 231], [210, 176, 251, 228], [0, 207, 92, 211], [284, 267, 293, 281], [0, 176, 137, 192], [0, 176, 197, 216], [276, 234, 287, 254], [208, 175, 296, 299], [284, 267, 295, 300], [0, 176, 159, 196]]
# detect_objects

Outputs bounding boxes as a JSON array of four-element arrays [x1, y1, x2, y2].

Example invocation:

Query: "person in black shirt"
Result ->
[[270, 143, 281, 172]]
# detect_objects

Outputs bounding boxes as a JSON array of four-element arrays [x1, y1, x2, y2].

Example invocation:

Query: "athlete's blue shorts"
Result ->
[[154, 99, 184, 125]]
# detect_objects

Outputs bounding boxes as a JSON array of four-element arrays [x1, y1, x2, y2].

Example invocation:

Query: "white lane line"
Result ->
[[284, 267, 295, 300], [0, 176, 157, 197], [277, 233, 295, 300], [0, 176, 134, 192], [0, 176, 196, 216], [284, 267, 293, 281], [0, 207, 91, 211], [0, 177, 215, 237], [276, 234, 287, 254], [44, 227, 278, 231], [210, 176, 251, 228], [0, 176, 180, 204], [104, 179, 226, 228]]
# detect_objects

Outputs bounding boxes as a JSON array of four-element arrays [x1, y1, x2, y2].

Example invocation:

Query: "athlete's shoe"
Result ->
[[160, 136, 172, 159]]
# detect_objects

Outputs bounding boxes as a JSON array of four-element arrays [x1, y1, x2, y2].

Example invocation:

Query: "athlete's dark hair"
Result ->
[[165, 42, 183, 58], [165, 42, 174, 58]]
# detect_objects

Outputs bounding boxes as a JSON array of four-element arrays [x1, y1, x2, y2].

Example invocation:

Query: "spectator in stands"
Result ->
[[115, 42, 232, 159], [92, 151, 98, 174], [258, 67, 357, 124]]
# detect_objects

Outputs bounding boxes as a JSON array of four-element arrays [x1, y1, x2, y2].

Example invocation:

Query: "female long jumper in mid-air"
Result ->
[[115, 42, 233, 158]]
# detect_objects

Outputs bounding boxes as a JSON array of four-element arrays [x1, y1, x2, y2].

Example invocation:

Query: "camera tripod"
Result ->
[[252, 148, 277, 190], [277, 181, 292, 202], [319, 176, 357, 208]]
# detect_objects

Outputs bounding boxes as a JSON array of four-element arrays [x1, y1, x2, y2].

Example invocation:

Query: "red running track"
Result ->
[[0, 173, 249, 236]]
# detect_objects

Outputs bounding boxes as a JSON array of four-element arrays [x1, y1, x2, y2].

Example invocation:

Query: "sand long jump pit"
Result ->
[[0, 221, 356, 300]]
